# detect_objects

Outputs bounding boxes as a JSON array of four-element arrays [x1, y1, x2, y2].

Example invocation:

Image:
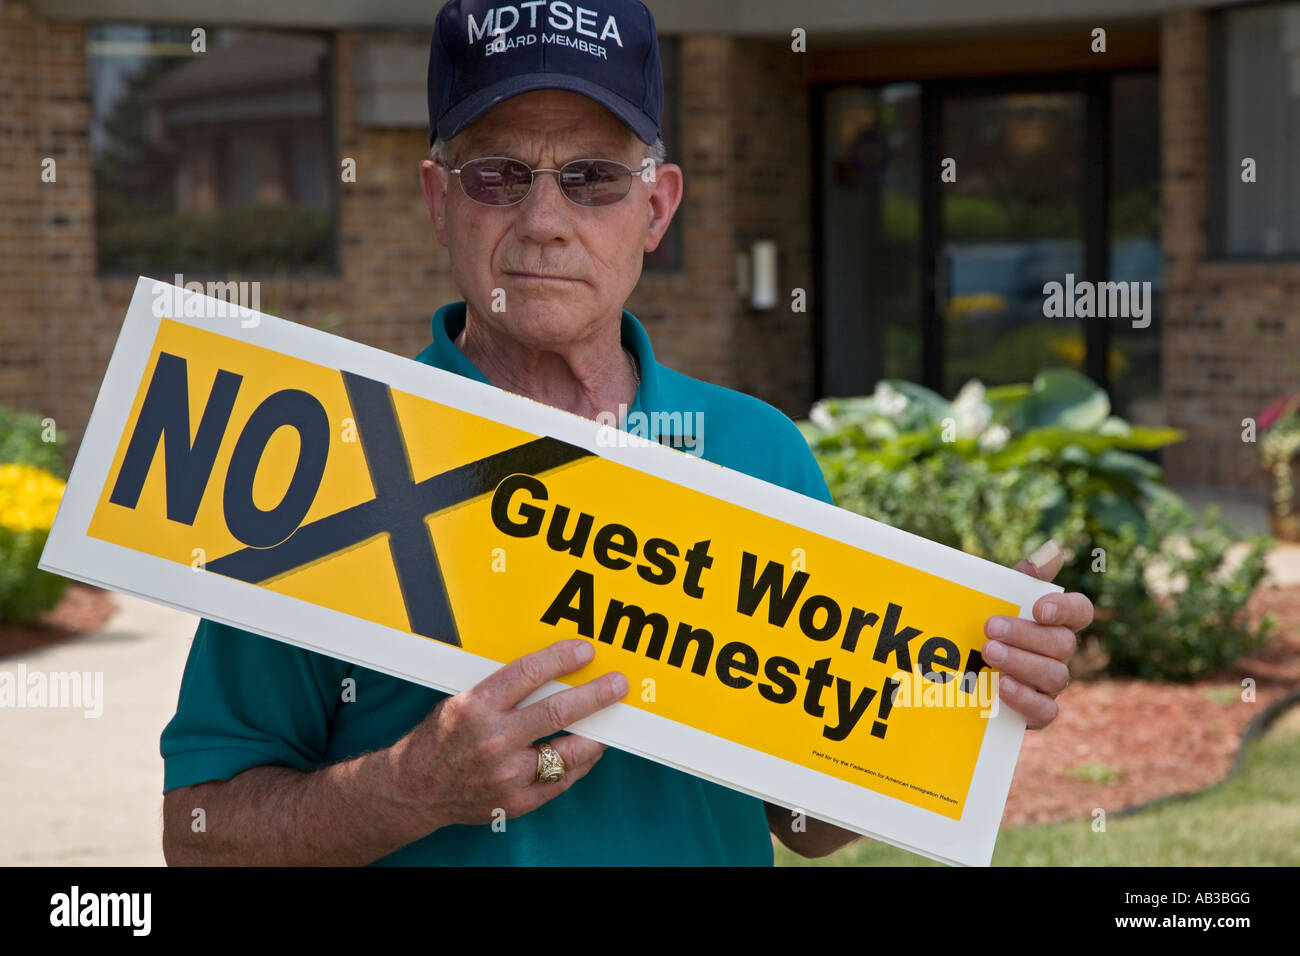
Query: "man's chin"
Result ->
[[490, 299, 608, 344]]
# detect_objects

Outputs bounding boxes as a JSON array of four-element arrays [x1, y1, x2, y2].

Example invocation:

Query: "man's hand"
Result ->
[[163, 639, 626, 865], [390, 638, 628, 831], [982, 539, 1094, 730], [770, 538, 1094, 859]]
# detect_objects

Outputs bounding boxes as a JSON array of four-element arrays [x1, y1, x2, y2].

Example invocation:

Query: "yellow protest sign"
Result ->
[[44, 279, 1060, 865]]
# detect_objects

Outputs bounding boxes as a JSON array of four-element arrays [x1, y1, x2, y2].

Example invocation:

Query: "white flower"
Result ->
[[873, 382, 909, 420], [978, 423, 1011, 452], [952, 379, 991, 437], [809, 400, 834, 429]]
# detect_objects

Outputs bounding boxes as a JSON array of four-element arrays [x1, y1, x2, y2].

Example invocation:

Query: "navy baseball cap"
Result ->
[[428, 0, 663, 146]]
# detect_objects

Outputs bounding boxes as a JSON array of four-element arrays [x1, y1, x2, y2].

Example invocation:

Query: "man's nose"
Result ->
[[513, 169, 574, 241]]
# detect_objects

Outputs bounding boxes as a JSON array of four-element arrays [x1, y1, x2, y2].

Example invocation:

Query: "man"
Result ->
[[160, 0, 1092, 865]]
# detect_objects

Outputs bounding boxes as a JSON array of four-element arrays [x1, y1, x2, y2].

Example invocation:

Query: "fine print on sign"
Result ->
[[42, 278, 1061, 867]]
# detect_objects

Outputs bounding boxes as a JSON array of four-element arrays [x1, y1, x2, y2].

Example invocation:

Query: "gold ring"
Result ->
[[535, 743, 566, 784]]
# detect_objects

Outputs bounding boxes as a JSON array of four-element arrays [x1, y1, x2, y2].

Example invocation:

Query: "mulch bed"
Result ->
[[1004, 583, 1300, 826], [0, 583, 117, 659]]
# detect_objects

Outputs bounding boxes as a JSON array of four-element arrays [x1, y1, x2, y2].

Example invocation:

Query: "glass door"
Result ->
[[934, 87, 1087, 396], [818, 83, 923, 397]]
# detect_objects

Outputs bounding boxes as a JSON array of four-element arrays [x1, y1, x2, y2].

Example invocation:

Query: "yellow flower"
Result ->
[[1046, 337, 1129, 378], [947, 292, 1007, 320], [0, 463, 66, 533]]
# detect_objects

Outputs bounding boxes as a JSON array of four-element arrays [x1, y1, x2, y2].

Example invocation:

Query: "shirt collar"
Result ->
[[423, 301, 660, 411]]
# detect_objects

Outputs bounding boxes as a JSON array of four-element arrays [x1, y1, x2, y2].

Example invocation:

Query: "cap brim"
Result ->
[[434, 73, 658, 146]]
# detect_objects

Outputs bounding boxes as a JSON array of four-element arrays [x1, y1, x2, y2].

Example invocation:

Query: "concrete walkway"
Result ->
[[1264, 544, 1300, 588], [0, 595, 196, 865], [1175, 484, 1300, 588]]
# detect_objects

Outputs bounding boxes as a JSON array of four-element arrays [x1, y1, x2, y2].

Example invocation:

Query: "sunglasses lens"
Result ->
[[559, 159, 632, 206], [460, 157, 533, 205], [456, 158, 633, 206]]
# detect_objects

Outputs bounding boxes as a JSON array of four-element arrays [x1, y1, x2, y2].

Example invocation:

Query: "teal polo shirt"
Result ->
[[160, 302, 835, 865]]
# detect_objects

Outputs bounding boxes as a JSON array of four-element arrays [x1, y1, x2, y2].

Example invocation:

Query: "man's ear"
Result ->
[[642, 162, 683, 255], [420, 159, 451, 246]]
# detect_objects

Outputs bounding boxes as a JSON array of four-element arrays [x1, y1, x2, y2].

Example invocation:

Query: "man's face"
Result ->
[[421, 89, 682, 350]]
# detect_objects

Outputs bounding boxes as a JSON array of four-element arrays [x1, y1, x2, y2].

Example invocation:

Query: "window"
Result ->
[[1209, 1, 1300, 257], [88, 25, 336, 276]]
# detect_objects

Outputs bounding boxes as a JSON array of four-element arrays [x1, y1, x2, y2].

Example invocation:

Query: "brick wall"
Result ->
[[0, 16, 818, 463], [629, 34, 818, 418], [1160, 10, 1300, 493], [733, 37, 811, 418], [626, 34, 738, 390], [0, 6, 103, 445], [730, 37, 816, 418], [0, 5, 45, 417]]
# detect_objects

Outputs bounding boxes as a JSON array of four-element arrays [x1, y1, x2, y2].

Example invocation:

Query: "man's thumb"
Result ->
[[1016, 539, 1063, 581]]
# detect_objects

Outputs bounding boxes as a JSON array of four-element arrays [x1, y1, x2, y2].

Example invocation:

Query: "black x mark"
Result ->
[[206, 370, 594, 647]]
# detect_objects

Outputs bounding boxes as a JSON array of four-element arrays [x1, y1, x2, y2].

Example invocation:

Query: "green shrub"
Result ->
[[0, 528, 68, 626], [1089, 500, 1274, 681], [821, 448, 1085, 568], [96, 203, 333, 276], [0, 462, 69, 625], [0, 408, 66, 477], [801, 369, 1274, 681]]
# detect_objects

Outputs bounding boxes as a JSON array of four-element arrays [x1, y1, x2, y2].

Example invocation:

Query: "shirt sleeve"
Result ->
[[788, 439, 835, 506], [160, 618, 351, 792], [770, 411, 835, 506]]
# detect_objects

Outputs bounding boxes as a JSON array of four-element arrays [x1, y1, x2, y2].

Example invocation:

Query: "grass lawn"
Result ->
[[776, 711, 1300, 867]]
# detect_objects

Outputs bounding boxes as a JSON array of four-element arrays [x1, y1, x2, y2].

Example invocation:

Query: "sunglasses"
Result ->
[[447, 156, 639, 207]]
